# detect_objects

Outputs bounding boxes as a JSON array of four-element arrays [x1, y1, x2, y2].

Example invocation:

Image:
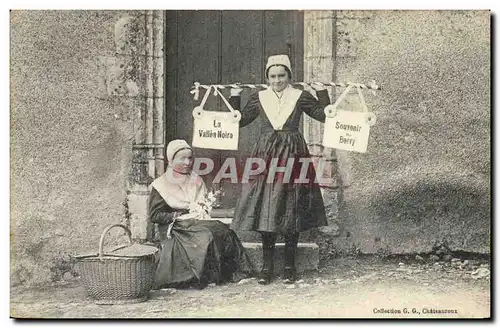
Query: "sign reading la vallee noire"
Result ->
[[192, 107, 241, 150], [323, 110, 375, 153]]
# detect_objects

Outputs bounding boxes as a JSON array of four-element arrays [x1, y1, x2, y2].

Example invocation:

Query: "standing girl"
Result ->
[[229, 55, 331, 284]]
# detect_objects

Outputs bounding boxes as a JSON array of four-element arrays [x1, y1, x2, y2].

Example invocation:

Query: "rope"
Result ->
[[323, 83, 377, 126], [192, 85, 242, 122], [190, 80, 380, 100], [198, 85, 213, 108]]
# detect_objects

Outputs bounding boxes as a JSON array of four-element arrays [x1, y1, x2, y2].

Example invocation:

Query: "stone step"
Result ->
[[216, 218, 232, 225], [211, 208, 235, 218], [242, 242, 319, 274], [214, 217, 262, 242], [215, 218, 315, 243], [213, 217, 320, 272]]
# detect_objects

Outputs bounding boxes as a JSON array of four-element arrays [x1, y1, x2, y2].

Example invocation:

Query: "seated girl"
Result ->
[[148, 139, 254, 289]]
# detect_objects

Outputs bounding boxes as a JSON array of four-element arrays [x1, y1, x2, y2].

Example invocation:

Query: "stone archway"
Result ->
[[111, 10, 345, 241], [98, 10, 165, 240]]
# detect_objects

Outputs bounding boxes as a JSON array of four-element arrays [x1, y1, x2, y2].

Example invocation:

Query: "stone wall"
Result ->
[[303, 11, 341, 240], [10, 9, 490, 288], [331, 10, 490, 254], [10, 10, 161, 286]]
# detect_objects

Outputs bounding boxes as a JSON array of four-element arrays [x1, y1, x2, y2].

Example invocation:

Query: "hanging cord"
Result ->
[[190, 82, 202, 101], [354, 83, 377, 125], [166, 214, 178, 240], [190, 80, 380, 100], [324, 83, 376, 126], [324, 84, 355, 118], [192, 85, 213, 119], [198, 85, 213, 108], [192, 85, 241, 122], [212, 87, 242, 122]]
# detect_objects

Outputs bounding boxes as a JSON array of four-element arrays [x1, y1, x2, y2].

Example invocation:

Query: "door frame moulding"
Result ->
[[127, 10, 342, 240], [127, 10, 165, 240]]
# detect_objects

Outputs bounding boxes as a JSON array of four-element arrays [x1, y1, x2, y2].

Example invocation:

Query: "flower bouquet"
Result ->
[[188, 189, 223, 220], [166, 189, 223, 239]]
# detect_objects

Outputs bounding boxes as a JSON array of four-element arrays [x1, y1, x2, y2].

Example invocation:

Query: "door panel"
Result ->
[[165, 10, 304, 209], [219, 11, 264, 207], [171, 11, 222, 187]]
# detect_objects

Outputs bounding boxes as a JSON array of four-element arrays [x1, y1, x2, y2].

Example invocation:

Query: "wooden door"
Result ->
[[165, 10, 304, 212]]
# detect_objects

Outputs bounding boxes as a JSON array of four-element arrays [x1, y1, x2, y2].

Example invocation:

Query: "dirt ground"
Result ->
[[10, 256, 490, 319]]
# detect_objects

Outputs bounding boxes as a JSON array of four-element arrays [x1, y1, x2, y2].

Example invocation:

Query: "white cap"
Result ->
[[166, 139, 192, 163], [266, 55, 292, 76]]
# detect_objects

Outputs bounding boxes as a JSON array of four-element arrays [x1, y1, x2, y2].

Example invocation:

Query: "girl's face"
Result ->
[[267, 65, 290, 92], [171, 148, 193, 174]]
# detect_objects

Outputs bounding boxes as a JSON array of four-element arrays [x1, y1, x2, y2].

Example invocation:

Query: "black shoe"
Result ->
[[196, 282, 208, 290], [283, 267, 296, 284], [258, 270, 272, 285], [196, 276, 209, 290], [259, 244, 275, 285], [231, 271, 250, 283]]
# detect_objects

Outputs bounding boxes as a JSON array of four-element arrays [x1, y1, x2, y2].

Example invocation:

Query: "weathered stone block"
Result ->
[[127, 190, 149, 240], [304, 56, 335, 82], [114, 14, 147, 56], [304, 15, 334, 57], [97, 56, 126, 97], [336, 10, 373, 20], [308, 144, 324, 157], [337, 37, 358, 58], [305, 10, 334, 20], [323, 189, 340, 218], [149, 11, 164, 58], [153, 58, 164, 98], [318, 224, 340, 237], [97, 55, 146, 98], [312, 158, 339, 188], [335, 150, 352, 187]]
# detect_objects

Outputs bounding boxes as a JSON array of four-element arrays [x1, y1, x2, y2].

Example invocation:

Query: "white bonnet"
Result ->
[[166, 139, 192, 163]]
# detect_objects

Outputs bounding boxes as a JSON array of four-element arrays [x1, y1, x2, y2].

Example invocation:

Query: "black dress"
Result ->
[[229, 88, 330, 235], [148, 188, 253, 288]]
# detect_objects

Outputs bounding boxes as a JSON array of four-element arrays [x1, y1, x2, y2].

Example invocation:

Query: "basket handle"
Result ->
[[98, 224, 133, 261]]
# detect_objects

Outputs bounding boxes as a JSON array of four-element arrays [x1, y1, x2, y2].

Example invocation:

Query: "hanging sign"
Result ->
[[322, 84, 377, 153], [192, 86, 241, 150]]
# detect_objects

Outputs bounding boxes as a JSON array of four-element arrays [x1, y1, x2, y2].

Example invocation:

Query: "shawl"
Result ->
[[150, 166, 207, 210], [258, 84, 302, 130]]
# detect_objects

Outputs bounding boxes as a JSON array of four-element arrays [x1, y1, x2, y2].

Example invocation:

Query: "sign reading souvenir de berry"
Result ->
[[322, 83, 377, 153], [191, 86, 241, 150], [323, 108, 376, 153]]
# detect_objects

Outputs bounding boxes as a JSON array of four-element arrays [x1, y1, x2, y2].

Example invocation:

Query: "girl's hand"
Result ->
[[177, 212, 199, 221], [302, 83, 314, 94], [188, 202, 203, 214], [230, 86, 243, 97], [310, 82, 326, 91]]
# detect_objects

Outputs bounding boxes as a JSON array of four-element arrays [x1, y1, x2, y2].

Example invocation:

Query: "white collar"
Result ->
[[258, 85, 302, 130], [150, 167, 206, 210]]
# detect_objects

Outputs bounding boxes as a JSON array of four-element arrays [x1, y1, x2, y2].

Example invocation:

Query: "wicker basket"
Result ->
[[75, 224, 158, 305]]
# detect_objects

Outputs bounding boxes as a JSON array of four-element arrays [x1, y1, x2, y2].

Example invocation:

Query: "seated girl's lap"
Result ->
[[195, 219, 229, 229], [195, 220, 234, 238], [175, 219, 233, 239]]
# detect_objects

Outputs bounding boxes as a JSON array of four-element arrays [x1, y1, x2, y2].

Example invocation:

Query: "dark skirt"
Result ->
[[153, 219, 254, 289], [231, 130, 327, 234]]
